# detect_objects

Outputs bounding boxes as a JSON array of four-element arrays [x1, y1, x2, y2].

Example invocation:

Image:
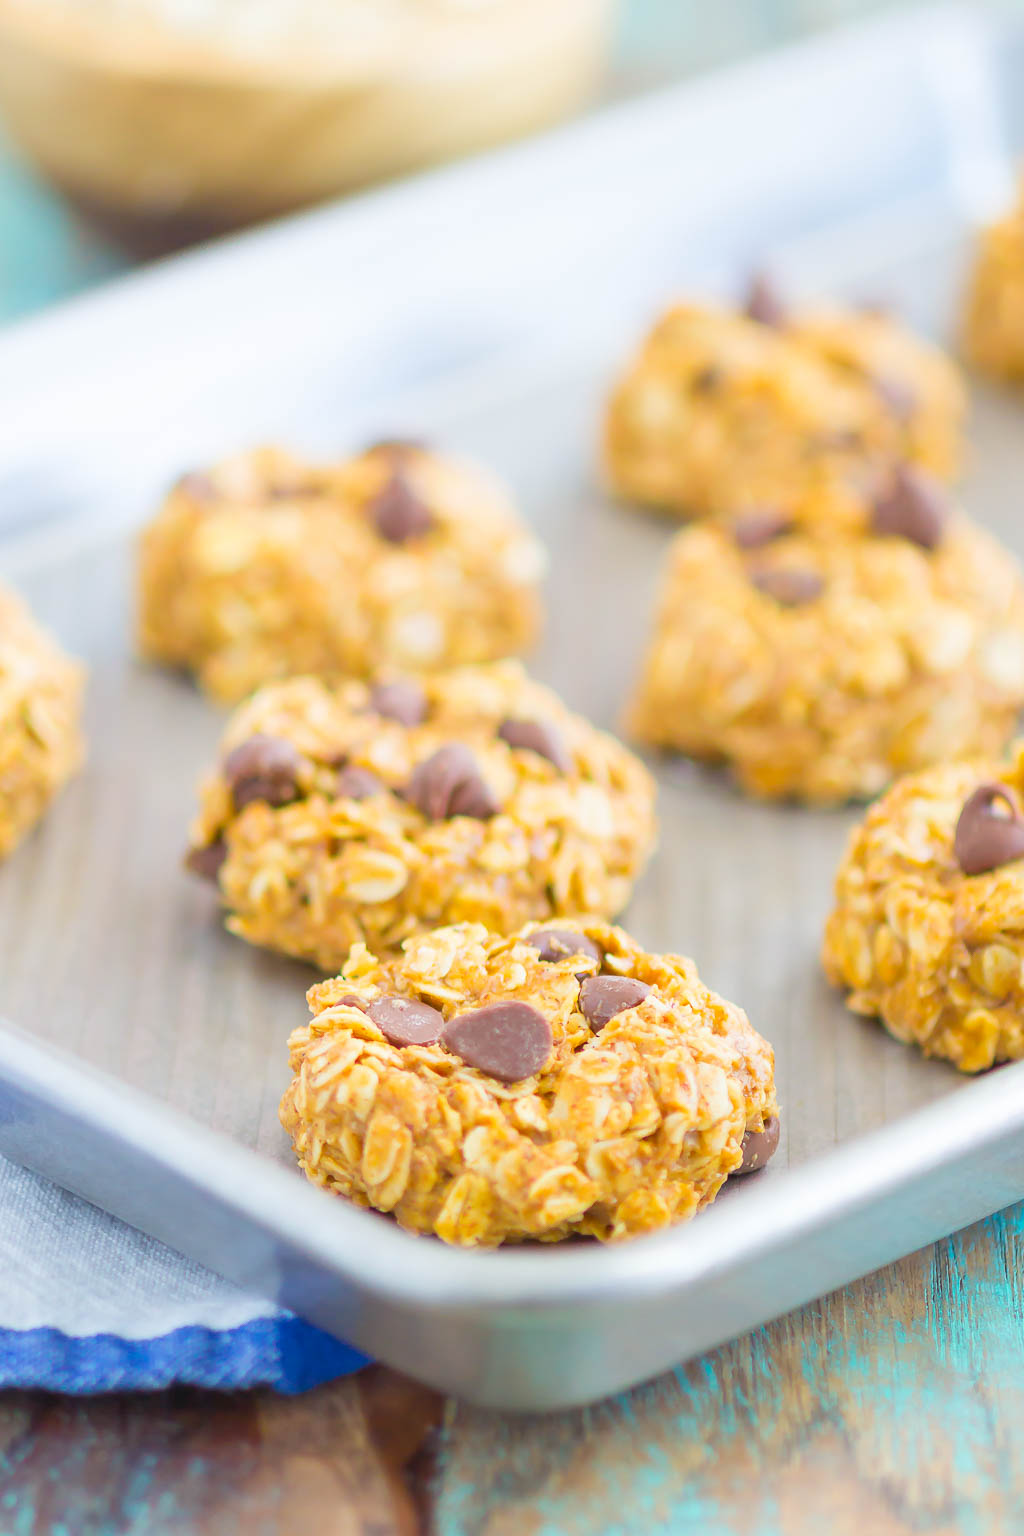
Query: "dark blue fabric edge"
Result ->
[[0, 1316, 368, 1395]]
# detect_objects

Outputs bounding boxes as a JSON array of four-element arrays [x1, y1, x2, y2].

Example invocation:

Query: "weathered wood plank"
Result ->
[[0, 1367, 442, 1536], [435, 1206, 1024, 1536]]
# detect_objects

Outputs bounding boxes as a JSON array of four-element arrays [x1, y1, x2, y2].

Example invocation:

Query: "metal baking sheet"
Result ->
[[1, 3, 1024, 1410]]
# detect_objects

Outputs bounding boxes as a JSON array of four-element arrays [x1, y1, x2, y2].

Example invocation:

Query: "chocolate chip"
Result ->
[[874, 374, 916, 422], [223, 735, 303, 810], [954, 784, 1024, 876], [732, 509, 794, 549], [336, 765, 382, 800], [369, 679, 428, 727], [745, 273, 786, 328], [369, 471, 434, 543], [185, 839, 227, 883], [442, 1002, 552, 1082], [735, 1116, 780, 1175], [872, 465, 947, 549], [693, 364, 723, 393], [407, 744, 499, 821], [497, 718, 571, 774], [525, 927, 603, 968], [578, 976, 652, 1032], [366, 995, 445, 1048], [750, 566, 824, 605]]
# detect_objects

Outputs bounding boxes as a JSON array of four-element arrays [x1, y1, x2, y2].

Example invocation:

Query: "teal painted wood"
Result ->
[[0, 129, 121, 326], [435, 1204, 1024, 1534]]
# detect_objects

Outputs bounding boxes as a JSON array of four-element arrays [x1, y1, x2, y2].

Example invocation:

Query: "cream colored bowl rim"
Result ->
[[0, 0, 574, 87]]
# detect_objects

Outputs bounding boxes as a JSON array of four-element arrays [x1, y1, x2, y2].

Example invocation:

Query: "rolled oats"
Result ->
[[138, 442, 545, 704], [963, 180, 1024, 380], [280, 917, 779, 1245], [822, 744, 1024, 1071], [187, 660, 656, 966], [0, 586, 85, 859], [603, 299, 964, 520], [627, 505, 1024, 805]]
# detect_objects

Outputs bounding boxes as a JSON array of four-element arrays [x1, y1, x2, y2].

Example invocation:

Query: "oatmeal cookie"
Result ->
[[603, 286, 965, 520], [280, 917, 779, 1244], [138, 441, 545, 704], [963, 183, 1024, 380], [186, 661, 656, 967], [0, 586, 85, 858], [823, 745, 1024, 1070], [627, 471, 1024, 804]]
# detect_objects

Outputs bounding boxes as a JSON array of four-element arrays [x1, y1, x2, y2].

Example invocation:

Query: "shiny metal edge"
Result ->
[[1, 1020, 1022, 1409]]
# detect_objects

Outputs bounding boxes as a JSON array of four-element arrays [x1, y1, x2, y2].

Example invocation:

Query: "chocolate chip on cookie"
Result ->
[[872, 465, 947, 549], [443, 1002, 552, 1082], [693, 364, 723, 393], [954, 784, 1024, 876], [874, 374, 916, 422], [497, 718, 571, 773], [224, 735, 303, 810], [336, 765, 382, 801], [369, 471, 434, 543], [185, 838, 227, 883], [735, 1116, 781, 1174], [745, 273, 786, 328], [578, 976, 652, 1031], [525, 928, 602, 968], [369, 678, 428, 727], [366, 995, 445, 1048], [750, 567, 824, 606], [407, 744, 499, 821], [732, 509, 794, 549]]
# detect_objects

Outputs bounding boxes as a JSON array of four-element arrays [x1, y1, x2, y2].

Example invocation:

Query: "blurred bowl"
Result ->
[[0, 0, 618, 235]]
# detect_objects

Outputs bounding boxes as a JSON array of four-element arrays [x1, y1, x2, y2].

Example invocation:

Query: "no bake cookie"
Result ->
[[138, 442, 545, 704], [186, 661, 656, 967], [963, 182, 1024, 380], [280, 917, 779, 1244], [823, 745, 1024, 1070], [0, 586, 85, 859], [604, 287, 965, 520], [627, 471, 1024, 804]]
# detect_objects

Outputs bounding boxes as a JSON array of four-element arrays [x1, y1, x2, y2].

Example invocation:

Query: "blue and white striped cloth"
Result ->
[[0, 1155, 366, 1393]]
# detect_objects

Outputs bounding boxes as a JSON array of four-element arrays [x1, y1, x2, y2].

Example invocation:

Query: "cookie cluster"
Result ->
[[186, 661, 656, 969], [138, 442, 545, 704], [281, 918, 778, 1244], [614, 280, 1024, 805]]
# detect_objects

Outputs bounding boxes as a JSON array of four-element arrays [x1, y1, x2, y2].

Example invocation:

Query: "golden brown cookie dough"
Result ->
[[627, 472, 1024, 804], [963, 183, 1024, 380], [186, 661, 656, 968], [823, 746, 1024, 1071], [280, 917, 779, 1245], [603, 289, 965, 520], [138, 441, 545, 704], [0, 586, 85, 859]]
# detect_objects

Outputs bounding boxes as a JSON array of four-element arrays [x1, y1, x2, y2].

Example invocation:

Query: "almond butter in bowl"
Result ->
[[0, 0, 617, 233]]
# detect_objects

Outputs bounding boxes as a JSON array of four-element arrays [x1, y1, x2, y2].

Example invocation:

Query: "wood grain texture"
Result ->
[[0, 1210, 1021, 1534], [436, 1205, 1024, 1536], [0, 1367, 443, 1536]]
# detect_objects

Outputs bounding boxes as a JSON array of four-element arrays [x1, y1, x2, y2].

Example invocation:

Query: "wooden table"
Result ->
[[2, 3, 1020, 1531], [3, 1207, 1022, 1533]]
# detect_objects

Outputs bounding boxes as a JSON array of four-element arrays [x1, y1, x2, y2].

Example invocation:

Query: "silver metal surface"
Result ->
[[0, 2, 1021, 1409]]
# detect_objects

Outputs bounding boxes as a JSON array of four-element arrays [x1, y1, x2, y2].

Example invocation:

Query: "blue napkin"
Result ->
[[0, 1154, 367, 1394]]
